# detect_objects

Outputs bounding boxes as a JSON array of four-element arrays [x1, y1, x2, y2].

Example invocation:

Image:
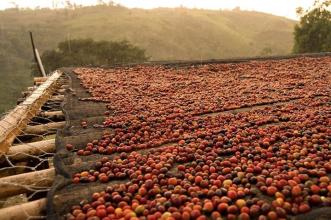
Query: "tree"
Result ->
[[32, 39, 148, 73], [293, 0, 331, 53]]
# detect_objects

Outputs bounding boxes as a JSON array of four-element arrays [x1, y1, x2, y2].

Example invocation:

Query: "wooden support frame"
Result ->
[[0, 168, 55, 199], [0, 71, 62, 154]]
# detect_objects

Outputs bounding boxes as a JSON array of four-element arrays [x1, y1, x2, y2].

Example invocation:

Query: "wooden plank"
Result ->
[[0, 71, 62, 154], [7, 139, 55, 161], [0, 168, 55, 199], [0, 198, 46, 220]]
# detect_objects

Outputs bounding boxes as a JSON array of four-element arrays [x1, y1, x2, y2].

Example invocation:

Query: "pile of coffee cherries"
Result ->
[[74, 57, 331, 124], [66, 57, 331, 219], [74, 97, 329, 157]]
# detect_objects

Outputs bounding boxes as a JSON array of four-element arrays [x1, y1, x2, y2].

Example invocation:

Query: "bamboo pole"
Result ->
[[7, 139, 55, 161], [0, 198, 46, 220], [0, 168, 55, 199], [24, 121, 65, 135]]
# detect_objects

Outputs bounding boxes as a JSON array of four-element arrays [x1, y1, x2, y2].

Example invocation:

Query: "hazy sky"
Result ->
[[0, 0, 315, 20]]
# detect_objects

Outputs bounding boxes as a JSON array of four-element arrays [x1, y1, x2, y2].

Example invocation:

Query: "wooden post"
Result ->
[[35, 49, 46, 77], [0, 198, 46, 220], [7, 139, 55, 161], [30, 32, 46, 77], [0, 168, 55, 198]]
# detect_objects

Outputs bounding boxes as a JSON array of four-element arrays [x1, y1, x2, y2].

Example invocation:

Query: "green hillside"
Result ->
[[0, 5, 296, 113]]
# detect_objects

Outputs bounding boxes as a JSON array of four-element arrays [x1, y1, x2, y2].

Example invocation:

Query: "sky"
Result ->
[[0, 0, 316, 20]]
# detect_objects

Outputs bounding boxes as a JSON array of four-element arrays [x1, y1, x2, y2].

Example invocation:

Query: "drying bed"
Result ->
[[48, 56, 331, 220]]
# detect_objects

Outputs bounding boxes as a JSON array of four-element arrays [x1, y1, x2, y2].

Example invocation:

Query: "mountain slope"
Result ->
[[0, 5, 296, 113]]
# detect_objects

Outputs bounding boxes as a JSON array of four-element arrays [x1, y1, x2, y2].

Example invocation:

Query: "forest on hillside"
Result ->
[[0, 4, 296, 113]]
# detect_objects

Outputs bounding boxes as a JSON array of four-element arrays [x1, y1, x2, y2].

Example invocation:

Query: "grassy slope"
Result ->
[[0, 5, 296, 113]]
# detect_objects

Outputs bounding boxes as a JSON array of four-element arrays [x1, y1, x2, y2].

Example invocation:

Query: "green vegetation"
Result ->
[[0, 5, 296, 113], [37, 39, 148, 73], [293, 0, 331, 53]]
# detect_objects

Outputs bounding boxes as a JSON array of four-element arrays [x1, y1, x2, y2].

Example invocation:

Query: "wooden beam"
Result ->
[[0, 198, 46, 220], [0, 168, 55, 199], [7, 139, 55, 161], [24, 121, 65, 135], [0, 71, 62, 154]]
